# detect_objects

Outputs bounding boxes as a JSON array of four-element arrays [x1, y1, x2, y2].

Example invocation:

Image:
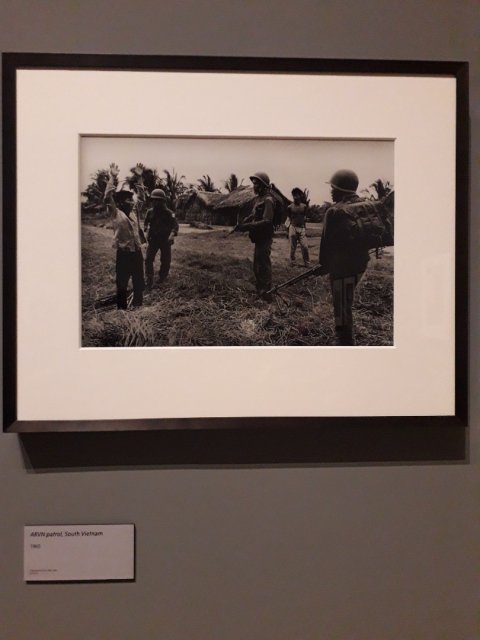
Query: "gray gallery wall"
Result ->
[[1, 1, 479, 638]]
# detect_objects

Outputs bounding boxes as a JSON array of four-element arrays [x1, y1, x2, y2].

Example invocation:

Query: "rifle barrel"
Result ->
[[267, 265, 323, 295]]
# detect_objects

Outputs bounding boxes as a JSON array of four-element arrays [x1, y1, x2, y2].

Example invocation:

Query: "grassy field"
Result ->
[[82, 221, 393, 347]]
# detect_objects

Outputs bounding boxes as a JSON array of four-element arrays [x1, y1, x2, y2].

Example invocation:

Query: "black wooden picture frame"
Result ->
[[2, 54, 469, 464]]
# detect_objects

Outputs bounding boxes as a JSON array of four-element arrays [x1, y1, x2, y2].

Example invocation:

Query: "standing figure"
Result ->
[[235, 172, 275, 302], [319, 169, 370, 345], [287, 187, 310, 267], [104, 163, 146, 309], [144, 189, 179, 288]]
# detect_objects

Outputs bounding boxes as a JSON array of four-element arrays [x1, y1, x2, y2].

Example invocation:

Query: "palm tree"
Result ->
[[160, 169, 187, 209], [197, 174, 219, 192], [81, 168, 117, 214], [368, 179, 393, 200], [124, 165, 161, 194], [223, 173, 243, 192]]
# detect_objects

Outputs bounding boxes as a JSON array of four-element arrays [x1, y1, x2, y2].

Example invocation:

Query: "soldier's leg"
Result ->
[[131, 249, 145, 306], [116, 249, 130, 309], [145, 237, 159, 287], [158, 239, 172, 281], [256, 239, 273, 298], [298, 228, 310, 266], [330, 274, 363, 345], [253, 247, 259, 289]]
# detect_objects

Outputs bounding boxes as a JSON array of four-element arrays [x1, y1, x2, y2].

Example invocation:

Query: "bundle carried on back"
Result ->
[[269, 183, 290, 230], [342, 191, 394, 250]]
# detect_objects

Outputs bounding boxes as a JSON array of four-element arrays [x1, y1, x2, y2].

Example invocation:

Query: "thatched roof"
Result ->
[[176, 192, 193, 207], [214, 184, 292, 211], [176, 190, 226, 211], [195, 191, 225, 207], [182, 184, 292, 213], [214, 186, 256, 210]]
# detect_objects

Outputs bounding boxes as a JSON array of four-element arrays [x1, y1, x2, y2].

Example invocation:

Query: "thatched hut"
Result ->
[[178, 191, 226, 224], [177, 184, 292, 226], [212, 186, 256, 225], [174, 192, 194, 221], [213, 184, 291, 226]]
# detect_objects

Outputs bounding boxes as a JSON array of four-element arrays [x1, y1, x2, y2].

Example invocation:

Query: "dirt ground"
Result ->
[[82, 222, 393, 347]]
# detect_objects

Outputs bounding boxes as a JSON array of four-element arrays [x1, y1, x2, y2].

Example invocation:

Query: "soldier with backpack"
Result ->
[[233, 171, 277, 302], [318, 169, 370, 346]]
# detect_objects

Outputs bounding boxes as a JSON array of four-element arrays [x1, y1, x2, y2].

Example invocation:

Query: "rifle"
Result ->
[[227, 212, 255, 235], [266, 264, 326, 296], [94, 290, 134, 312]]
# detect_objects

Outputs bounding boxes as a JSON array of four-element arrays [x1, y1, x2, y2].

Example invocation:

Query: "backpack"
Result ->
[[268, 184, 289, 229], [341, 194, 394, 250]]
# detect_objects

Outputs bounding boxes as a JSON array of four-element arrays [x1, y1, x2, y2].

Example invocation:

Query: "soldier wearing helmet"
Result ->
[[144, 187, 179, 288], [104, 162, 147, 309], [234, 172, 276, 301], [318, 169, 369, 345]]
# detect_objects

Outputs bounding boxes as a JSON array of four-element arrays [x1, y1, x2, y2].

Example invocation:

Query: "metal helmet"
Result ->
[[150, 188, 167, 199], [249, 172, 271, 188], [327, 169, 359, 193]]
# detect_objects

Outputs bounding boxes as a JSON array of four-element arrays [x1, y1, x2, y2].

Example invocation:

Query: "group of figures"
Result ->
[[104, 163, 391, 346], [104, 163, 178, 309]]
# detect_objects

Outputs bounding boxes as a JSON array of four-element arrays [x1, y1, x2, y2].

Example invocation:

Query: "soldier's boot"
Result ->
[[334, 326, 355, 346], [117, 289, 128, 310]]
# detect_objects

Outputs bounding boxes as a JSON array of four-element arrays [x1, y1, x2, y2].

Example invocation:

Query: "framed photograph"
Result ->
[[2, 54, 468, 460]]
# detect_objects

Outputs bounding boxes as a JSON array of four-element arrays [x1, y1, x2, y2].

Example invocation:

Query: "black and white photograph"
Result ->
[[4, 54, 465, 433], [81, 136, 394, 347]]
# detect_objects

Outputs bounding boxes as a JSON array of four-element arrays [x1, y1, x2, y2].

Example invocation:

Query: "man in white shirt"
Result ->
[[104, 163, 146, 309]]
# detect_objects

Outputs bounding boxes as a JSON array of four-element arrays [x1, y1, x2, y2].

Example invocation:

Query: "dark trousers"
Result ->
[[145, 235, 171, 282], [253, 238, 273, 295], [330, 273, 364, 345], [116, 249, 144, 309]]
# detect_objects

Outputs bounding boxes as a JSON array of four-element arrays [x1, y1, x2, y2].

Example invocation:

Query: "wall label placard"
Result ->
[[24, 524, 135, 582]]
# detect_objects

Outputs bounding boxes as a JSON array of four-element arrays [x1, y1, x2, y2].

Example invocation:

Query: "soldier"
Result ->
[[318, 169, 370, 345], [104, 163, 146, 310], [235, 172, 275, 302], [144, 188, 179, 288], [286, 187, 310, 267]]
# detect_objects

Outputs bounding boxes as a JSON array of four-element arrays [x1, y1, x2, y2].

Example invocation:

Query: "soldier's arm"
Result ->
[[234, 211, 255, 231], [244, 197, 274, 229], [144, 207, 152, 232], [171, 211, 179, 236], [132, 164, 147, 219], [318, 209, 332, 268], [104, 163, 119, 217]]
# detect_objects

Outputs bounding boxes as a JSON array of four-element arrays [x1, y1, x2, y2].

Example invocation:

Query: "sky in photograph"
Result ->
[[80, 137, 394, 204]]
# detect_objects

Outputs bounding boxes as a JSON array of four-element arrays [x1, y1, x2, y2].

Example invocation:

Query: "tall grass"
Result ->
[[82, 224, 393, 347]]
